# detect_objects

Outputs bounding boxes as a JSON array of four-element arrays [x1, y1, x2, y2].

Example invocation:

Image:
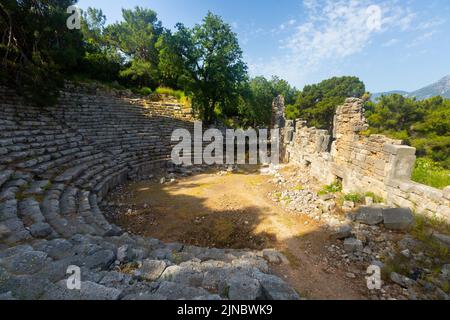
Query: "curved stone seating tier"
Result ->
[[0, 85, 299, 300]]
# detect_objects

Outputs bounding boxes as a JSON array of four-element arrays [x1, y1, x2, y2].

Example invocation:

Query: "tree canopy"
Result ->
[[365, 94, 450, 168], [167, 12, 248, 124], [286, 76, 366, 130], [0, 0, 84, 106]]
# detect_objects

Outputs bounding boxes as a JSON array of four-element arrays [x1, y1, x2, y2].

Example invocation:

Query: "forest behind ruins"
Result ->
[[1, 1, 449, 188]]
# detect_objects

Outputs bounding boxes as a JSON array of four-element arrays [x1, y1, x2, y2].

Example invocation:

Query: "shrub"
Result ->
[[364, 192, 384, 203], [342, 192, 384, 204], [344, 193, 364, 203], [137, 87, 152, 96], [318, 181, 342, 195], [155, 87, 185, 100]]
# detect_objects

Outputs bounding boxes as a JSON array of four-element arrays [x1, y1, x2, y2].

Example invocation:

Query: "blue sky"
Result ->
[[77, 0, 450, 93]]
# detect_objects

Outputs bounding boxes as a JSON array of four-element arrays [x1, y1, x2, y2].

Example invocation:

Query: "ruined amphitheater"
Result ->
[[0, 83, 449, 300]]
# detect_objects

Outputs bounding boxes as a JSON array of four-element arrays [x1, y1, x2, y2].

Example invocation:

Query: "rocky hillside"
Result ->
[[372, 75, 450, 101]]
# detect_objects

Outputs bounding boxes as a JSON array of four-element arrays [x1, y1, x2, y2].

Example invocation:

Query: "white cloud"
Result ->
[[287, 19, 297, 26], [382, 38, 399, 47], [407, 30, 438, 47], [248, 0, 424, 87]]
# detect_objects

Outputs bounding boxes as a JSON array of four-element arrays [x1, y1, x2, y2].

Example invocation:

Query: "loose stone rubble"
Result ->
[[265, 163, 449, 300]]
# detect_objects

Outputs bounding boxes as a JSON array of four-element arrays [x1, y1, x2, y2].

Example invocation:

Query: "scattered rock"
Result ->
[[257, 273, 300, 300], [134, 260, 167, 281], [441, 264, 450, 279], [0, 224, 11, 240], [227, 275, 262, 300], [332, 224, 353, 240], [355, 207, 384, 225], [401, 249, 411, 258], [390, 272, 416, 288], [82, 250, 116, 270], [261, 249, 289, 265], [29, 222, 52, 238], [382, 208, 414, 231], [343, 238, 363, 252], [42, 280, 122, 300], [319, 193, 334, 201], [0, 251, 49, 275], [432, 233, 450, 250], [365, 197, 374, 206], [342, 201, 355, 211]]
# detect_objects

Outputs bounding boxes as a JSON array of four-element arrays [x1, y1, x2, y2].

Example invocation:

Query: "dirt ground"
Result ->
[[106, 166, 369, 300]]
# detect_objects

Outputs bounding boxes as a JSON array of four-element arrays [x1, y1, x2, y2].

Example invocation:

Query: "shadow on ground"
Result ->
[[103, 165, 369, 300]]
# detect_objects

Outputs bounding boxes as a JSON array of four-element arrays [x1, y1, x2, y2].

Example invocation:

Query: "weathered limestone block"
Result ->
[[444, 186, 450, 201], [271, 95, 285, 129], [382, 208, 414, 231]]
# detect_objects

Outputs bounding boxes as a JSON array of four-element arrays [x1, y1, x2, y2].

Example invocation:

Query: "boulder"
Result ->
[[382, 208, 414, 231], [82, 249, 115, 270], [441, 264, 450, 280], [42, 280, 122, 300], [29, 222, 52, 238], [261, 249, 289, 265], [432, 233, 450, 250], [0, 250, 49, 275], [227, 275, 262, 300], [332, 224, 352, 240], [390, 272, 416, 288], [343, 238, 363, 252], [355, 206, 383, 225], [155, 281, 210, 300], [134, 259, 167, 281], [257, 273, 300, 300]]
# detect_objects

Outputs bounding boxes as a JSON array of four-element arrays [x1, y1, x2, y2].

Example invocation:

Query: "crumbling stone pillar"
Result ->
[[271, 95, 286, 129], [383, 144, 417, 183], [271, 95, 288, 162]]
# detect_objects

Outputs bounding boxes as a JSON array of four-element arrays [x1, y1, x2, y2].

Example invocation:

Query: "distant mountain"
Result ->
[[371, 75, 450, 101], [371, 90, 409, 101]]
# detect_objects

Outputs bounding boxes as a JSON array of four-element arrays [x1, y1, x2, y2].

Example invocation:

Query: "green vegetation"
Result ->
[[365, 94, 450, 189], [155, 87, 184, 100], [318, 182, 343, 196], [342, 192, 384, 204], [238, 76, 297, 127], [410, 214, 449, 262], [412, 158, 450, 189], [365, 95, 450, 169], [286, 76, 366, 131], [0, 3, 293, 127], [0, 1, 84, 106], [1, 2, 448, 179]]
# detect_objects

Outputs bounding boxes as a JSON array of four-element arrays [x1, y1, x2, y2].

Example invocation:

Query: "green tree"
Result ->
[[80, 7, 123, 82], [270, 76, 298, 105], [170, 12, 248, 124], [156, 30, 184, 88], [366, 95, 450, 169], [288, 76, 366, 130], [237, 76, 298, 127], [0, 0, 84, 106], [106, 7, 163, 87], [238, 77, 274, 127], [365, 94, 424, 132]]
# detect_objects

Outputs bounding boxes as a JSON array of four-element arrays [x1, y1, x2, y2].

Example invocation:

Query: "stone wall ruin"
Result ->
[[281, 98, 450, 222]]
